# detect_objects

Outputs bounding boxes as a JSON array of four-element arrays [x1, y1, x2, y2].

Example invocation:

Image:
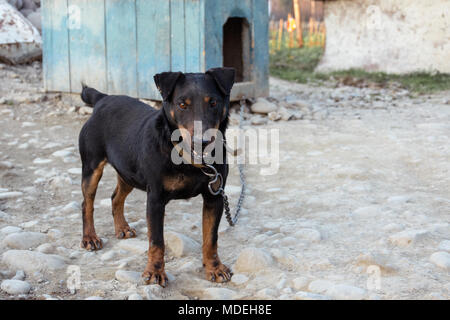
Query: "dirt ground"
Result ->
[[0, 62, 449, 300]]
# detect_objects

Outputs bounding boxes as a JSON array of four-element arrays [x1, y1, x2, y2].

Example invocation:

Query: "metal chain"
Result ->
[[223, 98, 247, 226]]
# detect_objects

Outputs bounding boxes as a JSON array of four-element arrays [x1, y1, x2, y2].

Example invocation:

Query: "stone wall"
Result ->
[[316, 0, 450, 74]]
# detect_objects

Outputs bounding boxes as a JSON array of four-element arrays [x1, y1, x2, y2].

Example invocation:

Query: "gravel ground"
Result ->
[[0, 62, 449, 300]]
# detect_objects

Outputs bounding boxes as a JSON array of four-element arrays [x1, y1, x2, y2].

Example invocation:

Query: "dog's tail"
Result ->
[[80, 83, 107, 107]]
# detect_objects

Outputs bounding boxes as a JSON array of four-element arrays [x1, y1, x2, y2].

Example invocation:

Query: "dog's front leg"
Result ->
[[201, 193, 233, 283], [143, 193, 168, 287]]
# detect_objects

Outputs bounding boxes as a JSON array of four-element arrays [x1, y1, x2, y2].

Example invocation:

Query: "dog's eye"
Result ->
[[179, 102, 186, 109], [210, 100, 217, 107]]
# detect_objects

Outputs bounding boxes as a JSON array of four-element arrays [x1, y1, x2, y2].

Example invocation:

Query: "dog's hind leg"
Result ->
[[111, 174, 136, 239], [80, 159, 107, 251]]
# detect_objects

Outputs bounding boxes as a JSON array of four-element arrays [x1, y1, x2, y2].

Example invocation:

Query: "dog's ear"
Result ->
[[154, 72, 183, 101], [206, 67, 236, 96]]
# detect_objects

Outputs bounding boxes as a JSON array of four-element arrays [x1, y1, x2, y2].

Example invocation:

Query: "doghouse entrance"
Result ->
[[223, 17, 251, 83]]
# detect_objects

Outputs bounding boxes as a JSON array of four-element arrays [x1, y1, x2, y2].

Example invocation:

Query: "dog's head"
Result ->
[[154, 68, 235, 159]]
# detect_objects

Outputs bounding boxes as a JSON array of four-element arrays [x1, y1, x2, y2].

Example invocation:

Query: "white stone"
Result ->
[[36, 243, 54, 254], [144, 284, 164, 300], [0, 192, 23, 200], [294, 291, 330, 300], [387, 195, 412, 204], [251, 98, 277, 114], [51, 149, 73, 158], [128, 293, 143, 300], [429, 252, 450, 270], [47, 229, 63, 239], [270, 248, 299, 268], [68, 168, 82, 175], [389, 229, 429, 247], [115, 270, 141, 284], [0, 226, 22, 235], [2, 231, 48, 249], [308, 279, 335, 294], [33, 158, 52, 164], [292, 277, 310, 290], [438, 240, 450, 252], [12, 270, 25, 280], [62, 201, 80, 213], [2, 250, 66, 273], [165, 231, 200, 258], [326, 284, 367, 300], [203, 287, 236, 300], [99, 198, 110, 207], [230, 274, 249, 285], [256, 288, 277, 299], [233, 247, 274, 274], [116, 238, 148, 255], [294, 228, 322, 242], [100, 250, 116, 261], [1, 279, 31, 295]]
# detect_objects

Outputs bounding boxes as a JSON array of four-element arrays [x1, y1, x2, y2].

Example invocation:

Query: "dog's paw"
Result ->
[[205, 263, 233, 283], [142, 269, 168, 287], [80, 234, 103, 251], [115, 226, 136, 239]]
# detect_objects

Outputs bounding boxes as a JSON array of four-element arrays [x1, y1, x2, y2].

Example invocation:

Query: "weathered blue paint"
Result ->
[[105, 0, 137, 96], [41, 0, 70, 92], [68, 0, 107, 93], [42, 0, 269, 100]]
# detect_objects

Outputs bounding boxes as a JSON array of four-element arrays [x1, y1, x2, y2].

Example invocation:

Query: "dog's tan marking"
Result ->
[[185, 98, 192, 105], [170, 110, 175, 118], [202, 201, 232, 282], [112, 174, 135, 239], [204, 96, 211, 103], [162, 174, 191, 192], [81, 159, 107, 250]]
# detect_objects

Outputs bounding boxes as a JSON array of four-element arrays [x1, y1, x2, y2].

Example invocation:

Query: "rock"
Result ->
[[233, 247, 274, 274], [0, 226, 22, 235], [1, 279, 31, 295], [326, 284, 366, 300], [78, 106, 93, 115], [250, 115, 268, 125], [294, 228, 321, 242], [116, 238, 148, 255], [68, 168, 82, 175], [230, 274, 249, 285], [389, 229, 429, 247], [308, 279, 335, 294], [250, 98, 277, 114], [294, 291, 330, 300], [36, 243, 54, 254], [33, 158, 52, 164], [115, 270, 141, 284], [144, 284, 164, 300], [387, 195, 412, 204], [26, 11, 41, 32], [62, 201, 80, 212], [438, 240, 450, 252], [256, 288, 277, 299], [270, 248, 299, 268], [100, 250, 116, 261], [0, 192, 23, 200], [278, 106, 293, 121], [292, 277, 310, 290], [12, 270, 25, 280], [429, 252, 450, 270], [165, 231, 200, 258], [47, 229, 63, 239], [2, 231, 48, 249], [203, 287, 236, 300], [51, 149, 73, 158], [2, 250, 66, 273], [128, 293, 143, 300], [268, 111, 281, 121]]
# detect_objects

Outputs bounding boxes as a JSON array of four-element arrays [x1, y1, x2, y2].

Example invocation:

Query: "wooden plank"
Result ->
[[170, 0, 186, 72], [68, 0, 107, 93], [184, 0, 201, 73], [105, 0, 137, 96], [41, 0, 71, 92], [136, 0, 171, 99]]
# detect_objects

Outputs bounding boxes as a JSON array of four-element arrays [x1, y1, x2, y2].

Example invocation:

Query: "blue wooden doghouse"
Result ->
[[41, 0, 269, 101]]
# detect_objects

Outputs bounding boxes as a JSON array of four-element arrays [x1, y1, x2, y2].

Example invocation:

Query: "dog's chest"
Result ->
[[163, 174, 195, 194]]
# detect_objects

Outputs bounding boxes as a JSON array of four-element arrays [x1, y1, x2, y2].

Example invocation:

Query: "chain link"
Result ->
[[222, 98, 246, 226]]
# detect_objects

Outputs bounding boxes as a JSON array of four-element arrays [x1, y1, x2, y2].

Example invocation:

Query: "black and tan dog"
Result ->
[[78, 67, 235, 287]]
